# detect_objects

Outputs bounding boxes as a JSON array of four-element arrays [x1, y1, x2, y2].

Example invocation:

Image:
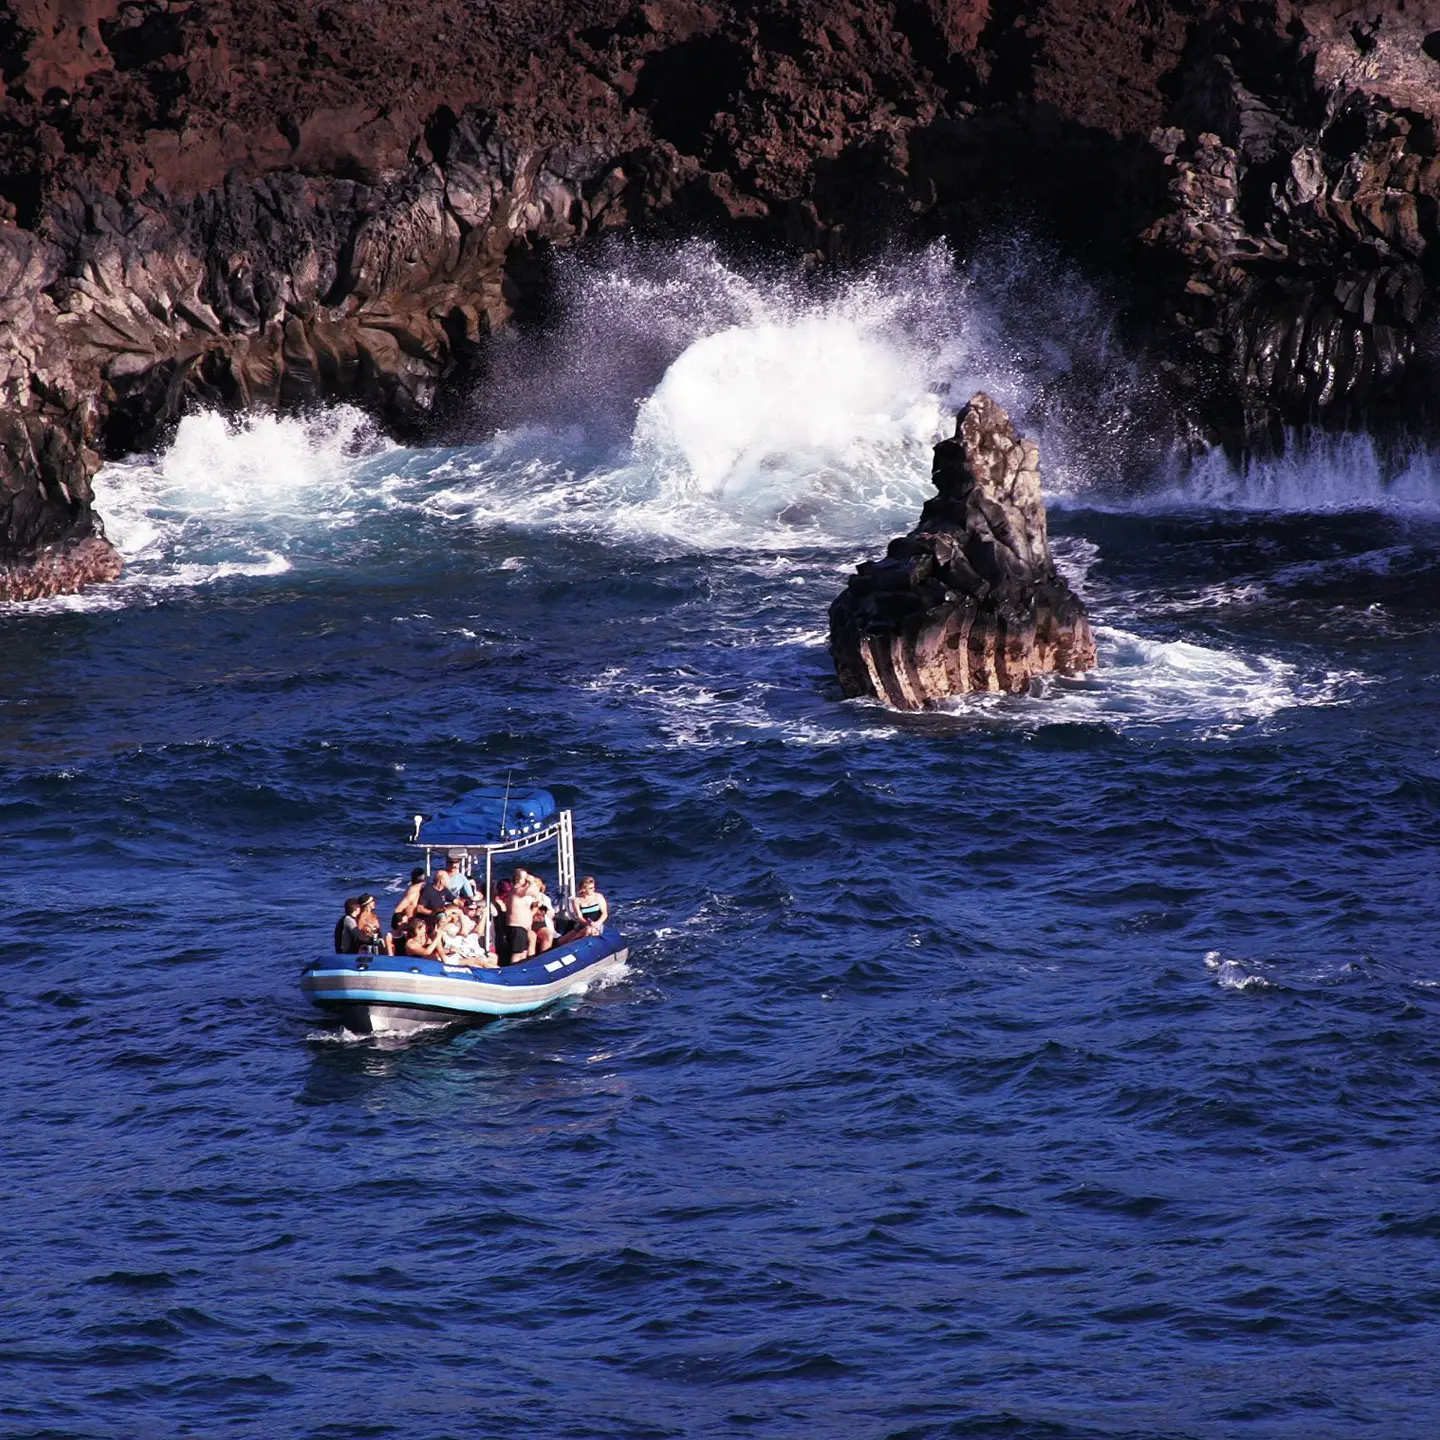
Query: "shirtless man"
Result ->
[[391, 868, 428, 931], [504, 870, 537, 965]]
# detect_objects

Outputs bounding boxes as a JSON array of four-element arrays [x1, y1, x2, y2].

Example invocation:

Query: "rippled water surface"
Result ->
[[3, 248, 1440, 1439]]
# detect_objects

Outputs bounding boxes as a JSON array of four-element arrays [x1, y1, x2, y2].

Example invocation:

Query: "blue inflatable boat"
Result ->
[[302, 784, 628, 1034]]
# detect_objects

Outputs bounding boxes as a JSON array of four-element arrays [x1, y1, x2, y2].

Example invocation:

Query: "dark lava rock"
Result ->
[[829, 393, 1095, 708], [8, 1, 1440, 596]]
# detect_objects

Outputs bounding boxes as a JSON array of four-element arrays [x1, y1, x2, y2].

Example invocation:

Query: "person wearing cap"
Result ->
[[439, 852, 476, 902], [355, 893, 392, 955]]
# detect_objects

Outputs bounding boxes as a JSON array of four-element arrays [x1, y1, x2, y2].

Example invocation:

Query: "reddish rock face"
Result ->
[[829, 393, 1095, 709], [0, 535, 121, 600], [6, 1, 1440, 596]]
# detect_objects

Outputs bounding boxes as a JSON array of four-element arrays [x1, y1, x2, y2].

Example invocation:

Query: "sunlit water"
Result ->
[[3, 244, 1439, 1439]]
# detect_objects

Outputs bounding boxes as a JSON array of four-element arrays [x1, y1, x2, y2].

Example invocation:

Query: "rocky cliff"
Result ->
[[6, 1, 1440, 597], [829, 392, 1094, 707]]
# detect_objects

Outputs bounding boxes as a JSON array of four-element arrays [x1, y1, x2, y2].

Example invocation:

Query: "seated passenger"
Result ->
[[403, 916, 442, 960], [532, 904, 554, 955], [417, 869, 449, 919], [532, 876, 557, 928], [335, 897, 363, 954], [439, 907, 493, 965], [574, 875, 609, 933], [355, 893, 392, 955], [555, 917, 594, 946]]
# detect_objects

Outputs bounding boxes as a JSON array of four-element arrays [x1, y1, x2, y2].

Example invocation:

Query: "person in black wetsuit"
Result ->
[[334, 897, 363, 953]]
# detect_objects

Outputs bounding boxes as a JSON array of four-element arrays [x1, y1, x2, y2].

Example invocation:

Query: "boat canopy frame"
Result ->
[[411, 810, 578, 954]]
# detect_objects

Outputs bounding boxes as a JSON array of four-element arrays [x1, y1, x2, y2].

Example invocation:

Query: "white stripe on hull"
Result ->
[[303, 950, 627, 1019]]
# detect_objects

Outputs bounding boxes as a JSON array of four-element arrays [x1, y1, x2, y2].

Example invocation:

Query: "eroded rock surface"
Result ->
[[8, 2, 1440, 597], [829, 394, 1094, 709]]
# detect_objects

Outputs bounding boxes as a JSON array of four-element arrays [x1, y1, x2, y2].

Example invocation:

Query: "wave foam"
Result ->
[[1156, 430, 1440, 514], [83, 407, 392, 601], [929, 626, 1364, 736], [84, 240, 1145, 581], [74, 241, 1439, 660]]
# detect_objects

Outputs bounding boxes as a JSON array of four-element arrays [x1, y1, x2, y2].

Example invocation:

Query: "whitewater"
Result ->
[[3, 241, 1439, 1439]]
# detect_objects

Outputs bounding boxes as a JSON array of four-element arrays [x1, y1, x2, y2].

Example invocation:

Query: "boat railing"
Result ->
[[412, 808, 580, 957]]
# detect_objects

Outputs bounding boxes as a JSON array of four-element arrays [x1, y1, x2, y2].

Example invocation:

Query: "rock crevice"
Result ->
[[829, 393, 1095, 709]]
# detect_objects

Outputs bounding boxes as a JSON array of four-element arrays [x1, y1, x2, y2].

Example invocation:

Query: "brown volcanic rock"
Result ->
[[0, 534, 120, 600], [829, 393, 1094, 709], [8, 1, 1440, 596]]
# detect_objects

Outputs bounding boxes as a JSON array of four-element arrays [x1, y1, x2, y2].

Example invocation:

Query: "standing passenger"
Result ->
[[440, 853, 476, 902], [504, 872, 537, 965], [391, 868, 428, 931]]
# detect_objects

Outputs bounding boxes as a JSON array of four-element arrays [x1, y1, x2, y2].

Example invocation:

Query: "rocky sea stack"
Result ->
[[829, 393, 1095, 708]]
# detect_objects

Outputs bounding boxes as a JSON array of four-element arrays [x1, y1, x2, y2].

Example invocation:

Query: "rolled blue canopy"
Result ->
[[419, 785, 559, 847]]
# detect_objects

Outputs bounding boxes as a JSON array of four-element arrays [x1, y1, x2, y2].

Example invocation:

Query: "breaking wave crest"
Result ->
[[66, 241, 1428, 738], [1154, 429, 1440, 513], [89, 239, 1151, 575], [88, 241, 1440, 586], [82, 406, 393, 606]]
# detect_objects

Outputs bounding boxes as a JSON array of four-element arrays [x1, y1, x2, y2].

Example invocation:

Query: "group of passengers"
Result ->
[[335, 859, 608, 970]]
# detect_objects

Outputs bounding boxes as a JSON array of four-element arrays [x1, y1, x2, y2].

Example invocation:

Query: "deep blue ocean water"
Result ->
[[3, 249, 1439, 1438]]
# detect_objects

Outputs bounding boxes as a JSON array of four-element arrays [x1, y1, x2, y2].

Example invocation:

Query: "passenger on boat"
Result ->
[[533, 876, 556, 929], [438, 906, 495, 966], [456, 903, 489, 947], [417, 870, 450, 919], [575, 875, 608, 931], [502, 870, 537, 965], [403, 916, 443, 960], [532, 896, 554, 955], [490, 880, 512, 955], [335, 897, 363, 953], [439, 853, 477, 902], [391, 868, 428, 930], [356, 894, 393, 955]]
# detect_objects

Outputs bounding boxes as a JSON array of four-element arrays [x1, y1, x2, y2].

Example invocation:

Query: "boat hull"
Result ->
[[302, 925, 628, 1034]]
